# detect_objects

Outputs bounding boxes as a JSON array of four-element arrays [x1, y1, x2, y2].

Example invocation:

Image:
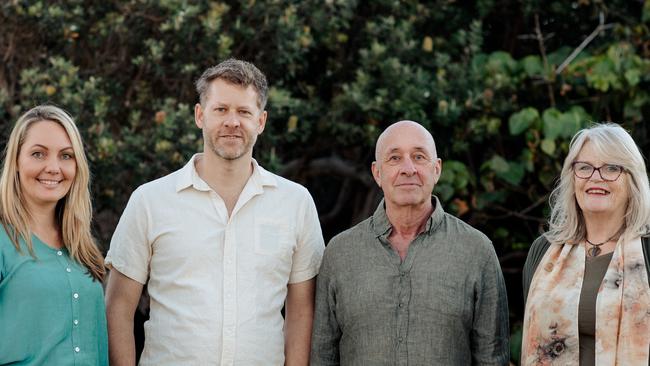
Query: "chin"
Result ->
[[391, 197, 426, 207]]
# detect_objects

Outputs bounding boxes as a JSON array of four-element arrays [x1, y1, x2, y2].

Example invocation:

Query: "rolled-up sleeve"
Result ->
[[104, 187, 152, 284]]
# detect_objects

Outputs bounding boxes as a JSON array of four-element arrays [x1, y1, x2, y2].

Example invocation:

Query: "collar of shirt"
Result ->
[[370, 195, 445, 240], [174, 153, 278, 193]]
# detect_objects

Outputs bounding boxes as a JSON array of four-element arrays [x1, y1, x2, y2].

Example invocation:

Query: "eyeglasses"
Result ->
[[572, 161, 625, 182]]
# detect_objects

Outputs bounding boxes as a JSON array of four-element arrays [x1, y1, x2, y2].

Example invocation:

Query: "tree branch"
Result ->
[[555, 12, 614, 75], [534, 14, 555, 107]]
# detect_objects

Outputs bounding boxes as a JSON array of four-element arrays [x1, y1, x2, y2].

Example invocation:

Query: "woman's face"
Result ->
[[573, 141, 629, 220], [17, 120, 77, 212]]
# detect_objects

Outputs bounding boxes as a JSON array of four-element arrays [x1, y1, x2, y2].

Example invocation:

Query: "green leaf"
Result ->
[[541, 138, 556, 155], [542, 108, 563, 139], [440, 160, 472, 190], [560, 106, 591, 137], [475, 191, 507, 209], [508, 107, 539, 135], [487, 155, 509, 173], [624, 68, 641, 86], [434, 184, 455, 201], [486, 155, 524, 185], [500, 162, 525, 185], [520, 55, 543, 77], [487, 51, 517, 73]]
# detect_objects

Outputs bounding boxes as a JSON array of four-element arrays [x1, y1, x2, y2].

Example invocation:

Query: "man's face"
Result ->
[[371, 124, 441, 209], [194, 78, 267, 161]]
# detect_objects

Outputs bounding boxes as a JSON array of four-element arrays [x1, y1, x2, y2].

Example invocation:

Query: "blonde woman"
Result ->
[[522, 123, 650, 365], [0, 105, 108, 365]]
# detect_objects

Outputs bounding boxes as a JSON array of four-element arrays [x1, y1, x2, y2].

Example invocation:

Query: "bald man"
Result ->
[[310, 121, 509, 365]]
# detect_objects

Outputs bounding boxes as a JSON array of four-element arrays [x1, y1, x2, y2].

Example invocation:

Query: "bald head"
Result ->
[[375, 120, 437, 163]]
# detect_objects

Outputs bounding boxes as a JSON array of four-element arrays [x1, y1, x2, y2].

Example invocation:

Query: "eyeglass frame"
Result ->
[[571, 161, 626, 182]]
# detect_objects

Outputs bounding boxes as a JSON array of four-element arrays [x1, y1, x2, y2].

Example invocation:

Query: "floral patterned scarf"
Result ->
[[522, 236, 650, 365]]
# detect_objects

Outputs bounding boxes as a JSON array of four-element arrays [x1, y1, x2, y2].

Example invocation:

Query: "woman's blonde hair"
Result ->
[[546, 123, 650, 245], [0, 105, 105, 281]]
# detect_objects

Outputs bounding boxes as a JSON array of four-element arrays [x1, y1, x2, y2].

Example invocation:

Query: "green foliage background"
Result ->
[[2, 0, 650, 360]]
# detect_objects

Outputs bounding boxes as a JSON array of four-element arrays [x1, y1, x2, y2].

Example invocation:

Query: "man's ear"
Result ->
[[371, 161, 381, 187], [257, 110, 267, 134], [194, 103, 204, 129], [432, 158, 442, 185]]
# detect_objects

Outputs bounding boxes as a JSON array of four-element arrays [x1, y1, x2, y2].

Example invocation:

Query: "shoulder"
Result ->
[[440, 212, 493, 254], [266, 171, 311, 197], [322, 218, 373, 262], [122, 169, 184, 211], [523, 234, 551, 281], [135, 169, 181, 196], [0, 224, 17, 253], [526, 234, 551, 264]]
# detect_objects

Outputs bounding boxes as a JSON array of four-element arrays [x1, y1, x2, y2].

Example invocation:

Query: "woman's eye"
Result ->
[[31, 151, 44, 159], [61, 153, 74, 160]]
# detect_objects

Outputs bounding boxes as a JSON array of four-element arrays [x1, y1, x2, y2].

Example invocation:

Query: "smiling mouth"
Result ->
[[586, 188, 609, 195], [37, 179, 62, 186]]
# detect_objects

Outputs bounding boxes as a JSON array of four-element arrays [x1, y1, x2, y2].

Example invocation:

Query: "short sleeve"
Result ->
[[288, 191, 325, 284], [104, 187, 152, 284]]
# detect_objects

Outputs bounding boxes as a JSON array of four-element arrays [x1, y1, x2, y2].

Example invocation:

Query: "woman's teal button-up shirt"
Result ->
[[0, 227, 108, 365]]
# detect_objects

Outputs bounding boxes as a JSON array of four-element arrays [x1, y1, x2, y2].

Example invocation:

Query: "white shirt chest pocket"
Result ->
[[254, 220, 295, 260]]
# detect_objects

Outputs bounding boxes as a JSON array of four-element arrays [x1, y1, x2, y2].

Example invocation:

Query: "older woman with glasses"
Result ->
[[521, 123, 650, 365]]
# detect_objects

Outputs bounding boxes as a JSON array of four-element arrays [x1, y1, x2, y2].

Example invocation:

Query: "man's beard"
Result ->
[[207, 133, 256, 161]]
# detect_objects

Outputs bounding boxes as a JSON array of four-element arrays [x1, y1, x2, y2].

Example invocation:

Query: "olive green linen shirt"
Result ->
[[311, 197, 509, 366]]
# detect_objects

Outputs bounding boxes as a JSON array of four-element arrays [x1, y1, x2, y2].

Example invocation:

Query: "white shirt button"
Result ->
[[74, 347, 80, 352], [57, 251, 63, 256], [73, 293, 79, 299], [73, 319, 79, 325], [66, 268, 71, 272]]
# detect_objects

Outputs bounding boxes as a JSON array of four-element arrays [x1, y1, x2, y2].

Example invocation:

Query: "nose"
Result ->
[[44, 157, 61, 174], [589, 168, 605, 181], [223, 111, 241, 128], [400, 157, 417, 176]]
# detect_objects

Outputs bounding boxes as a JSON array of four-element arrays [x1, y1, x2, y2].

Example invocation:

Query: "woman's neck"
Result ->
[[27, 203, 62, 249]]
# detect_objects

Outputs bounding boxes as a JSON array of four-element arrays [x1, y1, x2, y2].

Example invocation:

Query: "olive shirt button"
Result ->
[[544, 262, 554, 272]]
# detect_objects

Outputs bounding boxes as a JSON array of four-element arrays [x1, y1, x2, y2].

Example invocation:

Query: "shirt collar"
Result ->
[[175, 154, 278, 192], [371, 195, 445, 238]]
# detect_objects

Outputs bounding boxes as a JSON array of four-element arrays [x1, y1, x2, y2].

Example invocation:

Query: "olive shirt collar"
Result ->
[[370, 195, 445, 239]]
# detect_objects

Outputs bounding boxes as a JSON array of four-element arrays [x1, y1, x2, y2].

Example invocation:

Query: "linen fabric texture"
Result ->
[[0, 227, 108, 365], [310, 197, 510, 366], [105, 155, 325, 366], [521, 236, 650, 365]]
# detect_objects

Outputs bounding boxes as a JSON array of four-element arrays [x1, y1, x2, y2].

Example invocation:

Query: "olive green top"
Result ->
[[578, 252, 613, 366]]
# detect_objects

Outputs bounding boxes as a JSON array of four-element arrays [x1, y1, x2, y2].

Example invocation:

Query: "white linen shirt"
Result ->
[[105, 154, 325, 366]]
